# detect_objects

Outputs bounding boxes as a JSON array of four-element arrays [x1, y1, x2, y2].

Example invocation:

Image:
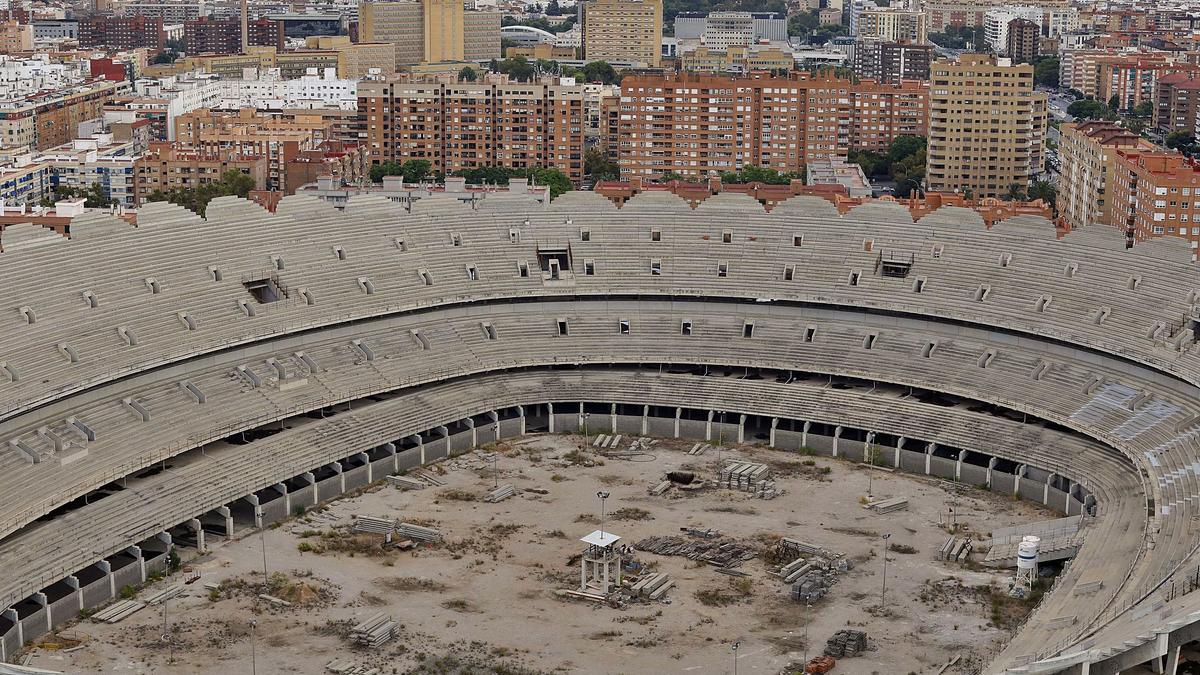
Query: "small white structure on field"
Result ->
[[580, 529, 622, 595], [1016, 535, 1040, 590]]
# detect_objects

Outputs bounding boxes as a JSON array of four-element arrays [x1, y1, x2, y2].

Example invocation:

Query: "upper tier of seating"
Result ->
[[1, 191, 1198, 423]]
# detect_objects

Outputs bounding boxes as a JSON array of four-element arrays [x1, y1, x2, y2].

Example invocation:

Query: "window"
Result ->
[[717, 261, 728, 278], [681, 320, 693, 336], [619, 319, 630, 334], [557, 319, 569, 336], [742, 321, 754, 338], [509, 228, 521, 243], [784, 265, 794, 281], [481, 322, 497, 340], [651, 228, 661, 242], [584, 259, 595, 276], [912, 277, 926, 293], [580, 228, 591, 241], [848, 270, 861, 286], [651, 259, 662, 275], [394, 238, 407, 252], [863, 333, 877, 349], [272, 255, 285, 271], [974, 285, 991, 302], [419, 269, 433, 286], [466, 265, 478, 281], [244, 278, 283, 303], [333, 246, 347, 260], [207, 266, 222, 282], [722, 230, 732, 243], [793, 234, 803, 247], [803, 326, 816, 343], [518, 261, 530, 278], [450, 233, 462, 247]]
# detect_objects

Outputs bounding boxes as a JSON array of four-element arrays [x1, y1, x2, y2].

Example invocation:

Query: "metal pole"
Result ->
[[881, 533, 891, 609], [732, 641, 740, 675], [804, 601, 811, 662], [597, 491, 609, 540], [260, 527, 268, 581], [249, 618, 258, 675], [492, 454, 498, 488]]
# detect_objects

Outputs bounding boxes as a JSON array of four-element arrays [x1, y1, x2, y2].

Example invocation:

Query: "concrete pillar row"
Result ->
[[409, 435, 424, 465], [302, 472, 317, 506], [273, 482, 290, 516], [607, 403, 616, 437], [894, 437, 906, 468], [245, 494, 262, 528], [33, 592, 48, 632], [125, 545, 145, 583], [955, 450, 967, 482], [642, 405, 650, 436], [436, 426, 448, 457], [925, 442, 937, 476], [801, 420, 810, 448], [673, 407, 682, 439], [189, 518, 206, 553], [737, 413, 747, 445], [769, 417, 779, 448], [986, 457, 998, 488], [832, 426, 843, 457], [464, 419, 477, 448], [354, 452, 370, 482], [215, 505, 233, 537], [2, 607, 20, 660]]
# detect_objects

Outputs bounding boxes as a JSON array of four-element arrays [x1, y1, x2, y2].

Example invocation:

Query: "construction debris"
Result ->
[[484, 484, 516, 503], [91, 600, 144, 624], [634, 536, 757, 569], [325, 659, 380, 674], [939, 537, 973, 563], [776, 539, 850, 602], [824, 629, 868, 658], [408, 469, 444, 486], [258, 594, 292, 607], [688, 443, 711, 455], [143, 584, 184, 606], [349, 613, 396, 648], [353, 516, 395, 535], [683, 527, 721, 539], [630, 572, 673, 599], [386, 475, 426, 491], [648, 480, 671, 496], [865, 497, 909, 514], [719, 462, 778, 499], [396, 522, 441, 543]]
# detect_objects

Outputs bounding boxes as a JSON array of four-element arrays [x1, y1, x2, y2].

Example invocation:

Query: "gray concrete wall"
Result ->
[[81, 578, 111, 608], [928, 456, 956, 480], [449, 430, 473, 455], [960, 463, 988, 486], [397, 448, 422, 472], [145, 553, 168, 578], [1018, 480, 1045, 504], [499, 418, 522, 439], [992, 473, 1016, 495], [2, 624, 19, 662], [427, 437, 451, 463], [112, 563, 141, 592], [370, 457, 396, 479], [772, 430, 801, 452], [614, 414, 641, 435], [711, 422, 737, 444], [552, 413, 576, 432], [316, 477, 341, 503], [807, 433, 835, 456], [291, 484, 316, 511], [899, 449, 925, 473], [647, 417, 674, 438], [261, 498, 287, 525], [49, 595, 78, 628], [1047, 487, 1070, 515], [19, 609, 45, 642], [678, 419, 705, 439], [343, 466, 369, 492]]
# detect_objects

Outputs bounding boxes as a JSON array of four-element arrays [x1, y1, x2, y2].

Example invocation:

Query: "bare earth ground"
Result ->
[[25, 434, 1056, 675]]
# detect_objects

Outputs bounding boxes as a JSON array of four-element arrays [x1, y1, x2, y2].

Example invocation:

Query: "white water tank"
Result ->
[[1017, 536, 1040, 570]]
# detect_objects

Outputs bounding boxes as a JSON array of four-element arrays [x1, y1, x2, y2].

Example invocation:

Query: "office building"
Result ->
[[926, 54, 1047, 197], [358, 75, 586, 183], [672, 11, 787, 49], [617, 71, 928, 179], [583, 0, 662, 67], [305, 36, 396, 77]]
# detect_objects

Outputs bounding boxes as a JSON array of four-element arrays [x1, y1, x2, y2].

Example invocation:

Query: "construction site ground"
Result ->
[[24, 434, 1057, 675]]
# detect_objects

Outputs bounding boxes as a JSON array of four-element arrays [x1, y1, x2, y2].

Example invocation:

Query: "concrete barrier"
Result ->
[[48, 594, 78, 629], [899, 449, 925, 473], [960, 463, 988, 485], [316, 477, 341, 503], [397, 448, 423, 472], [81, 578, 111, 608], [19, 608, 45, 642], [928, 456, 956, 480], [343, 466, 369, 492]]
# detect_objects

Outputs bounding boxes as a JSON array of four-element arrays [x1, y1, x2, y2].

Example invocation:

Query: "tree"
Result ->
[[929, 25, 985, 50], [584, 148, 619, 181], [808, 24, 848, 45], [165, 37, 185, 52], [581, 61, 620, 85], [847, 148, 888, 177], [450, 165, 573, 199], [1033, 57, 1059, 88], [401, 159, 431, 183], [1131, 100, 1152, 118], [718, 165, 800, 185], [459, 66, 477, 82], [546, 0, 561, 14], [144, 169, 255, 216], [1005, 182, 1027, 201], [151, 50, 178, 65], [1107, 94, 1121, 112], [887, 135, 926, 166], [1166, 131, 1195, 152], [1067, 99, 1111, 120], [493, 56, 536, 82], [1027, 179, 1056, 207], [788, 11, 819, 39]]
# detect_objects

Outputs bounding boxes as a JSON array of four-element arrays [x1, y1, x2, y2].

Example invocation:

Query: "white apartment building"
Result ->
[[984, 6, 1044, 53]]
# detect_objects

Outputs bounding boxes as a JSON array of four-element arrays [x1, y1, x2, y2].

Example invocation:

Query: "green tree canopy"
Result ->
[[1028, 179, 1056, 207], [459, 66, 477, 82], [1167, 131, 1196, 153], [1033, 57, 1059, 88], [584, 148, 619, 181], [145, 169, 255, 216], [1067, 99, 1113, 120], [719, 165, 802, 185], [451, 165, 574, 199]]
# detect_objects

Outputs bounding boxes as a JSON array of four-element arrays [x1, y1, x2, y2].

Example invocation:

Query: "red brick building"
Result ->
[[1153, 72, 1200, 134], [183, 17, 284, 54], [79, 16, 165, 52]]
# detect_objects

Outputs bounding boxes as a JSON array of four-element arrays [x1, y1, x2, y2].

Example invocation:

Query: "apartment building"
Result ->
[[617, 71, 928, 179], [305, 36, 396, 77], [184, 18, 286, 53], [1111, 149, 1200, 252], [173, 108, 332, 190], [926, 55, 1047, 198], [983, 6, 1042, 53], [358, 0, 501, 69], [923, 0, 1069, 31], [1058, 121, 1154, 231], [1096, 54, 1200, 113], [852, 40, 932, 84], [79, 16, 166, 51], [1005, 18, 1041, 63], [0, 80, 119, 150], [0, 20, 32, 53], [1153, 72, 1200, 134], [132, 141, 268, 203], [856, 7, 927, 44], [678, 45, 794, 74], [358, 76, 586, 183], [583, 0, 662, 67]]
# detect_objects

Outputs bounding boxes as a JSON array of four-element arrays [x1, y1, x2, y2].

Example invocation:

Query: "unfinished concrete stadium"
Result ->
[[0, 189, 1198, 673]]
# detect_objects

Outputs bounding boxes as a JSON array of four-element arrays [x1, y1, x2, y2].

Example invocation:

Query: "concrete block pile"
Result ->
[[824, 629, 868, 657], [719, 462, 777, 499], [350, 612, 397, 648]]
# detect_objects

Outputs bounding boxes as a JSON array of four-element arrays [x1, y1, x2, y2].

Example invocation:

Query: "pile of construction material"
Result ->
[[777, 539, 850, 572], [484, 483, 516, 502], [789, 574, 827, 603], [776, 539, 850, 602], [683, 527, 721, 539], [592, 434, 622, 449], [630, 572, 674, 600], [441, 451, 500, 473], [865, 497, 909, 514], [386, 475, 426, 490], [824, 629, 868, 657], [939, 536, 972, 563], [396, 522, 441, 543], [648, 479, 671, 495], [719, 462, 778, 499], [353, 516, 396, 535], [144, 584, 184, 605], [634, 536, 757, 569], [350, 613, 397, 648], [687, 443, 712, 455], [91, 600, 144, 624], [325, 661, 379, 675], [408, 468, 444, 486]]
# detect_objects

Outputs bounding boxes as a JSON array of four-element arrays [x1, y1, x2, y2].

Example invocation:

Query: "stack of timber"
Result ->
[[634, 536, 757, 568]]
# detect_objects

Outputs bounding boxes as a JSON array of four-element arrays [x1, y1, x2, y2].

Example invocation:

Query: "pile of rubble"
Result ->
[[824, 629, 868, 657], [634, 535, 758, 569]]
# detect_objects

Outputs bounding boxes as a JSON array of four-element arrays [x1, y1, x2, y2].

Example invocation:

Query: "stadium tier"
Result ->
[[2, 191, 1200, 673]]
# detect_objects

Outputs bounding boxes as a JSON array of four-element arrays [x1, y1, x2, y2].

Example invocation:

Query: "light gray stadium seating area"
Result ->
[[1, 193, 1200, 673]]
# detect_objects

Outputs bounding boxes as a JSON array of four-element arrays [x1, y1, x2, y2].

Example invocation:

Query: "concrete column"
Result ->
[[580, 558, 586, 591], [801, 421, 810, 448], [608, 403, 616, 437], [865, 431, 876, 463], [519, 405, 528, 436], [2, 608, 20, 658], [274, 483, 289, 516], [464, 419, 476, 448], [66, 575, 81, 611], [705, 410, 714, 441], [189, 518, 206, 553], [98, 560, 113, 598], [925, 442, 936, 475], [1044, 473, 1057, 506], [33, 592, 48, 632], [674, 407, 681, 438], [355, 452, 370, 483], [832, 426, 842, 457], [987, 457, 997, 488], [381, 442, 397, 473], [1164, 644, 1181, 675], [642, 405, 649, 436], [548, 403, 555, 433], [409, 435, 424, 465], [1014, 465, 1026, 497], [216, 506, 233, 537], [302, 472, 317, 506], [737, 414, 746, 444], [895, 437, 905, 468], [955, 450, 966, 482], [436, 426, 449, 457], [331, 462, 345, 494], [769, 417, 778, 448], [126, 545, 145, 582], [246, 494, 262, 528]]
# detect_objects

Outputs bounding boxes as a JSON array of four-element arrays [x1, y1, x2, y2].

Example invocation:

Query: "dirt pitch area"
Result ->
[[24, 434, 1057, 675]]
